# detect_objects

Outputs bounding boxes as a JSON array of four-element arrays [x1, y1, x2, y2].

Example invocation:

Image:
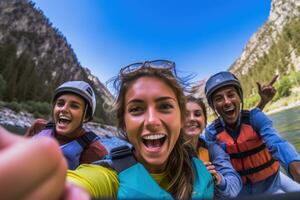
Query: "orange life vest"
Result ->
[[197, 137, 210, 163], [214, 110, 279, 184]]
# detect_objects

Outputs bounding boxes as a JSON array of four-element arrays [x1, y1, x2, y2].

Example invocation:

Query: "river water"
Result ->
[[269, 105, 300, 153], [2, 105, 300, 153]]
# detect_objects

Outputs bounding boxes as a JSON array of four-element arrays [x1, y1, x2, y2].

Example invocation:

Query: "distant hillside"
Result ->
[[0, 0, 115, 125], [193, 0, 300, 107], [230, 0, 300, 97]]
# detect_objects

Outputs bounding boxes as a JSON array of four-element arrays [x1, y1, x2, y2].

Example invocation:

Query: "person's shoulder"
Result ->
[[25, 118, 48, 137], [67, 164, 118, 198], [250, 107, 262, 114], [68, 164, 118, 184], [249, 107, 269, 120]]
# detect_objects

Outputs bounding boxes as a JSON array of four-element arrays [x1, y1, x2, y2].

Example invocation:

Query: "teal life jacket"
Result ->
[[95, 145, 214, 199]]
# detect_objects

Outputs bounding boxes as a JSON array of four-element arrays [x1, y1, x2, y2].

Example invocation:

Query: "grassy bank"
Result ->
[[264, 87, 300, 115]]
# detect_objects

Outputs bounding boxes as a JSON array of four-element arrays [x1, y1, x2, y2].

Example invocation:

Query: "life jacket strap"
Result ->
[[76, 131, 98, 149], [241, 110, 251, 125], [45, 122, 55, 129], [229, 143, 266, 159], [214, 118, 224, 133], [198, 137, 208, 149], [237, 158, 277, 176], [110, 145, 136, 173]]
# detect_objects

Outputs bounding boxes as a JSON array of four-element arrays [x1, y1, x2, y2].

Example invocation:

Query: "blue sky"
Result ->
[[32, 0, 271, 91]]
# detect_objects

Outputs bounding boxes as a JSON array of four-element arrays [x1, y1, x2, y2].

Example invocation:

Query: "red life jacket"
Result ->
[[214, 110, 279, 183]]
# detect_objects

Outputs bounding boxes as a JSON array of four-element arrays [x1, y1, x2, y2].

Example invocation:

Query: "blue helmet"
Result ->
[[205, 71, 243, 108]]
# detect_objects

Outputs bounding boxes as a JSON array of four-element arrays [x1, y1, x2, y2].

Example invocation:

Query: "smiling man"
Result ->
[[204, 71, 300, 196]]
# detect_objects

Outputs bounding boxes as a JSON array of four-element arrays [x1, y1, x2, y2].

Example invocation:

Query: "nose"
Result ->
[[59, 103, 69, 113], [224, 95, 231, 105], [189, 112, 195, 120], [145, 107, 161, 131]]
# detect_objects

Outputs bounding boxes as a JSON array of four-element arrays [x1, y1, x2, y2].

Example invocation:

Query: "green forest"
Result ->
[[1, 17, 300, 122], [234, 18, 300, 109], [0, 43, 112, 124], [0, 43, 53, 118]]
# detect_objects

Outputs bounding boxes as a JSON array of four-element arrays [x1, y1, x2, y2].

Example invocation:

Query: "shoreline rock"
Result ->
[[0, 107, 119, 136]]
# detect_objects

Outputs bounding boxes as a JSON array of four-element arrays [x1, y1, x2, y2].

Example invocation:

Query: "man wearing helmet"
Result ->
[[204, 71, 300, 196], [25, 81, 108, 169]]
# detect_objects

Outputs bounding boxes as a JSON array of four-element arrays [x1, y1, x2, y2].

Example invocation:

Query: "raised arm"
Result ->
[[256, 75, 278, 110]]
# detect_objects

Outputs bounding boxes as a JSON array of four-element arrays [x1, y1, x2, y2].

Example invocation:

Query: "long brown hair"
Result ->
[[111, 61, 195, 199]]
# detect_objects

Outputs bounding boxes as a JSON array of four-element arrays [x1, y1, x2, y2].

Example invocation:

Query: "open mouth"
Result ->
[[224, 106, 235, 117], [186, 122, 200, 130], [58, 115, 71, 125], [142, 134, 167, 148]]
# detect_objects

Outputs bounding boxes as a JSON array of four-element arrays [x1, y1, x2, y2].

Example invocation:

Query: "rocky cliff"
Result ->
[[194, 0, 300, 99], [230, 0, 300, 75], [0, 0, 115, 124]]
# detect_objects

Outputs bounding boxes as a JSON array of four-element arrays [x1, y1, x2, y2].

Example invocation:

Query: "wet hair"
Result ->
[[111, 63, 195, 199], [186, 96, 208, 126]]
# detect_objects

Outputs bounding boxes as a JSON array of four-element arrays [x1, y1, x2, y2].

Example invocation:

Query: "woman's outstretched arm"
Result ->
[[0, 126, 67, 200]]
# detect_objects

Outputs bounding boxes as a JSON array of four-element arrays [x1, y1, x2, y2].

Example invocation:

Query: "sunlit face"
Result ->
[[212, 86, 241, 128], [53, 93, 86, 137], [124, 77, 181, 173], [184, 101, 206, 137]]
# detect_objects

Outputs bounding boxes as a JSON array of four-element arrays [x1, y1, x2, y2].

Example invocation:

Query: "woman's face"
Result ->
[[53, 93, 85, 137], [124, 76, 181, 173], [184, 101, 206, 137]]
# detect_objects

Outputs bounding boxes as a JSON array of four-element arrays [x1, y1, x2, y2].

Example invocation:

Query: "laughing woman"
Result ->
[[25, 81, 108, 169], [184, 96, 242, 199], [66, 60, 214, 199]]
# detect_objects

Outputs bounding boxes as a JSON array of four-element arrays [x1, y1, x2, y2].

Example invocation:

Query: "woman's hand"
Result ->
[[204, 161, 222, 185], [0, 126, 67, 200]]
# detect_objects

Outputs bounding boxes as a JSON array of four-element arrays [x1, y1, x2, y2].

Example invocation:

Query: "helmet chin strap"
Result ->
[[70, 104, 88, 138], [82, 104, 89, 123]]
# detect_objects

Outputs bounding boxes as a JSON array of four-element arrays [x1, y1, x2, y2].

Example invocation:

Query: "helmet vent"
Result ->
[[86, 87, 94, 97]]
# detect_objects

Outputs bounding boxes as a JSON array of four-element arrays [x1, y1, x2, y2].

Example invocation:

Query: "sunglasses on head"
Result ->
[[120, 59, 176, 75]]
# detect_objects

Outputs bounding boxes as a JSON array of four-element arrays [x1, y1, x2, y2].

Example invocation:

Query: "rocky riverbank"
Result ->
[[0, 107, 119, 136]]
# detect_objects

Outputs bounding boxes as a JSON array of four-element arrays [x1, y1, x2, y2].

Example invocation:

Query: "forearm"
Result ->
[[214, 171, 242, 199], [288, 161, 300, 183], [256, 100, 266, 111], [209, 144, 242, 199]]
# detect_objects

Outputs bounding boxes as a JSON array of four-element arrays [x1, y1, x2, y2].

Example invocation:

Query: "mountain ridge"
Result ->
[[0, 0, 115, 124]]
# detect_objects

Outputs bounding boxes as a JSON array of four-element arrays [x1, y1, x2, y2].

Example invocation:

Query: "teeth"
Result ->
[[142, 134, 165, 140], [224, 106, 234, 112], [59, 115, 70, 120]]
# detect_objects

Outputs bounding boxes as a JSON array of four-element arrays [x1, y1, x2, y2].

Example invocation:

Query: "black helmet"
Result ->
[[205, 71, 243, 108], [53, 81, 96, 121]]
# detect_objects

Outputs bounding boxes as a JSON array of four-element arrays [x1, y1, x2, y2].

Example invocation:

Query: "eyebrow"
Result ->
[[57, 99, 82, 105], [156, 96, 176, 102], [126, 96, 176, 105]]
